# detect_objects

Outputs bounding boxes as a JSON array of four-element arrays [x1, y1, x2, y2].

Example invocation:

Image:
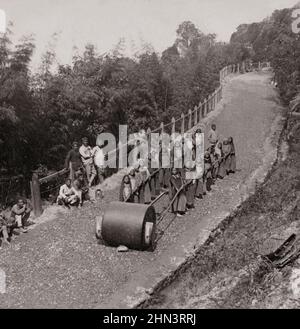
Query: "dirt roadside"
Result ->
[[143, 114, 300, 309]]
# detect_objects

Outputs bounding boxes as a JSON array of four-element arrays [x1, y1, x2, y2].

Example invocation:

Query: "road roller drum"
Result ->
[[101, 201, 156, 251]]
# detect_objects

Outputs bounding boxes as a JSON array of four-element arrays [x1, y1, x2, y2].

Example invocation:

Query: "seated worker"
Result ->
[[119, 175, 133, 202], [57, 178, 79, 208], [73, 170, 90, 208], [10, 198, 32, 232], [0, 209, 10, 246]]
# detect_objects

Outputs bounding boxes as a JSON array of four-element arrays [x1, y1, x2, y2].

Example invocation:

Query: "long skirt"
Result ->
[[150, 173, 159, 197], [159, 168, 164, 187], [218, 160, 227, 178], [229, 154, 236, 172], [204, 176, 213, 192], [186, 181, 196, 206], [223, 155, 231, 173], [195, 179, 204, 197], [163, 168, 171, 187], [143, 181, 152, 204], [172, 191, 186, 213], [212, 164, 219, 179]]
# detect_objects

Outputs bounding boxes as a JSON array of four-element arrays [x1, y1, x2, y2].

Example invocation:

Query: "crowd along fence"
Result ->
[[31, 61, 271, 216]]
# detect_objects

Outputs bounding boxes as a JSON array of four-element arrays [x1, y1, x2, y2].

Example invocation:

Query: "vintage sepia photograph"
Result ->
[[0, 0, 300, 314]]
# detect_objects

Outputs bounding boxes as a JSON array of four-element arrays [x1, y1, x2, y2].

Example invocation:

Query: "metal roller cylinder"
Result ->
[[101, 201, 156, 251]]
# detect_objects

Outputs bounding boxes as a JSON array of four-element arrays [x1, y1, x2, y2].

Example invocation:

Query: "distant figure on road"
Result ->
[[208, 124, 219, 150], [228, 137, 236, 173], [222, 139, 232, 175], [65, 141, 82, 181]]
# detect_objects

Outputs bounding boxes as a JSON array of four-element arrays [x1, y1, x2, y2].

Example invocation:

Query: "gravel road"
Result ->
[[0, 71, 280, 308]]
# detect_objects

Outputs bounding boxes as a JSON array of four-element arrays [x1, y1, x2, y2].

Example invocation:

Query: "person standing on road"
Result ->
[[79, 137, 97, 187], [228, 137, 236, 173], [208, 124, 219, 150], [169, 168, 187, 217], [65, 141, 82, 181], [92, 140, 106, 185]]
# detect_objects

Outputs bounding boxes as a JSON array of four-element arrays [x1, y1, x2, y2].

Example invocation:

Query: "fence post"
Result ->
[[198, 102, 202, 121], [213, 91, 216, 110], [160, 122, 164, 135], [30, 172, 42, 217], [147, 127, 152, 158], [188, 109, 192, 130], [171, 117, 175, 135], [181, 113, 185, 135], [194, 105, 198, 125], [203, 98, 207, 117]]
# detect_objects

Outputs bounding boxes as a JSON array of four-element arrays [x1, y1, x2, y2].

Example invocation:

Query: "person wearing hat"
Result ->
[[65, 141, 83, 181], [79, 137, 97, 187]]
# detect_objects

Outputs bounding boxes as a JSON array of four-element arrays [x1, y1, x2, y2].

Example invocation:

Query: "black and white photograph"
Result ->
[[0, 0, 300, 314]]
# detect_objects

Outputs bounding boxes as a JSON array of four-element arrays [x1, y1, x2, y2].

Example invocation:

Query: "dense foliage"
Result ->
[[0, 21, 246, 177], [230, 3, 300, 106]]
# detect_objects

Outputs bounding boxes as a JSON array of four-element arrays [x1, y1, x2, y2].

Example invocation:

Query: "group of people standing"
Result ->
[[119, 124, 236, 217], [57, 137, 105, 208]]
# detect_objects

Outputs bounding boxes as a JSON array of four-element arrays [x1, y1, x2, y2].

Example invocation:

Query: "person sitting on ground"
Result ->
[[73, 170, 90, 208], [208, 124, 219, 150], [57, 178, 79, 208], [119, 175, 133, 202], [10, 198, 32, 233], [0, 208, 10, 246], [65, 141, 83, 181]]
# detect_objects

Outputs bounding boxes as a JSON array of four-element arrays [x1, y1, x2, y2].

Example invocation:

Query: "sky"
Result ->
[[0, 0, 298, 69]]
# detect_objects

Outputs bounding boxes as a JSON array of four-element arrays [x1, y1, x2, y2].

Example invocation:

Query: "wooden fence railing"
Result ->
[[31, 60, 270, 216]]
